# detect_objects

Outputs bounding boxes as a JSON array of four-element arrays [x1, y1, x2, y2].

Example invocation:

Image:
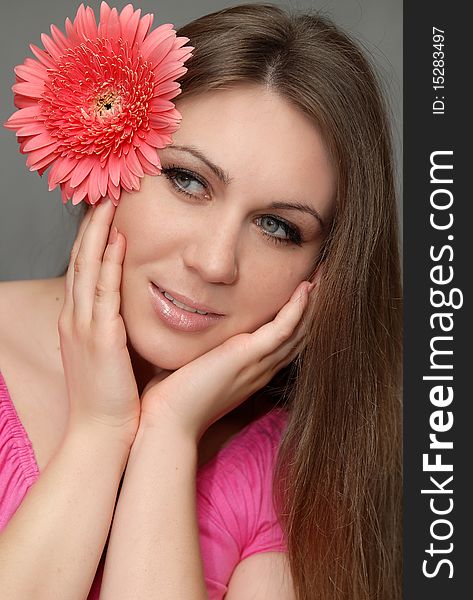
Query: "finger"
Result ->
[[266, 274, 320, 356], [63, 207, 94, 318], [247, 281, 311, 360], [259, 276, 320, 367], [72, 199, 116, 323], [268, 345, 301, 379], [254, 315, 308, 380], [92, 228, 126, 324], [238, 340, 302, 402]]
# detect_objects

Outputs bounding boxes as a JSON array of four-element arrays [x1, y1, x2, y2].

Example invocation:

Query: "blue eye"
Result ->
[[260, 216, 288, 238], [255, 215, 302, 246], [161, 166, 208, 198]]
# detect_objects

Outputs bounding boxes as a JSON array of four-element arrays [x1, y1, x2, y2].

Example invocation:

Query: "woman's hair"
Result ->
[[177, 4, 402, 600]]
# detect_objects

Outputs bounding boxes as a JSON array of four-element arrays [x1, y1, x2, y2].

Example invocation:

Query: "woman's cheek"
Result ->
[[237, 285, 294, 331]]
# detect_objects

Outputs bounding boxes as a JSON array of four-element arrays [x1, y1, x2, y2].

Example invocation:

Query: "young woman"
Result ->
[[0, 3, 402, 599]]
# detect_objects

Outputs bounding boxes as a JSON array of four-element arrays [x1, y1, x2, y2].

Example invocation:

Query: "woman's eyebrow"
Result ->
[[165, 144, 232, 185], [268, 202, 325, 228], [165, 145, 325, 227]]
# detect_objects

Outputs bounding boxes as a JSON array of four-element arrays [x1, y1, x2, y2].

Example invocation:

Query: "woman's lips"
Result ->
[[149, 283, 224, 332]]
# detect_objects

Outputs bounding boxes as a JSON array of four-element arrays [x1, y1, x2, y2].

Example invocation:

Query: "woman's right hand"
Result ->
[[0, 198, 140, 600], [58, 198, 140, 444]]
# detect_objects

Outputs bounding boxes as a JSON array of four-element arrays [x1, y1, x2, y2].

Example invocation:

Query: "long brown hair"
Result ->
[[177, 5, 402, 599]]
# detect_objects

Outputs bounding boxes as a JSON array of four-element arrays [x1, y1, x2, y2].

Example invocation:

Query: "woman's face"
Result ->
[[113, 84, 335, 370]]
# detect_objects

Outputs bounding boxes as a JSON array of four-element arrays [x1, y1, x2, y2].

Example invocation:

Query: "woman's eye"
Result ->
[[256, 216, 302, 246], [161, 167, 208, 198], [173, 172, 204, 194], [260, 216, 286, 237]]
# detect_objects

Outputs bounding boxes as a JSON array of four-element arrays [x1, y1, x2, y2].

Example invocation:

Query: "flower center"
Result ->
[[41, 38, 155, 160], [94, 90, 122, 117]]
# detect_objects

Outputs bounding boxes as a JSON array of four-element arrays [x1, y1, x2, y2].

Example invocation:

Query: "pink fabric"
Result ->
[[0, 370, 287, 599]]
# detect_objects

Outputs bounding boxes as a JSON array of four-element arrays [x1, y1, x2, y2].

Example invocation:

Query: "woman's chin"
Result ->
[[127, 335, 208, 372]]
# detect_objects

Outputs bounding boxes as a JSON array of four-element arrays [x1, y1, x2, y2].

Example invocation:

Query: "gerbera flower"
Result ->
[[4, 2, 193, 205]]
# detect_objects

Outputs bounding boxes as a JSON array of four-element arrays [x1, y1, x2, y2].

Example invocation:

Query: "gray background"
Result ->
[[0, 0, 402, 281]]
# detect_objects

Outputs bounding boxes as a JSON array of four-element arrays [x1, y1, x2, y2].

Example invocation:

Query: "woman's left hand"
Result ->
[[139, 280, 313, 440]]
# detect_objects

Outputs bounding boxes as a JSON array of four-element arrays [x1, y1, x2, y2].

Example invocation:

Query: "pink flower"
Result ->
[[4, 2, 193, 205]]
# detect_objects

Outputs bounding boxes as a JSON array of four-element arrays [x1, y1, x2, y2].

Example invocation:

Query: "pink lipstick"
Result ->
[[149, 283, 224, 332]]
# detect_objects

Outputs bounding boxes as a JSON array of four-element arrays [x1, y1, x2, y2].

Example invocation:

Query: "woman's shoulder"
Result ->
[[0, 278, 39, 337], [0, 277, 64, 364], [198, 407, 288, 482], [222, 407, 288, 457], [0, 277, 68, 472], [196, 408, 289, 583], [0, 276, 65, 384]]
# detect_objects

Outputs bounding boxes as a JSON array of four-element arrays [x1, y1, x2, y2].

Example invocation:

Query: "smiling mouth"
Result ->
[[157, 287, 210, 315]]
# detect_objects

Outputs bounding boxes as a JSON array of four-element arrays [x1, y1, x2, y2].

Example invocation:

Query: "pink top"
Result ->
[[0, 371, 287, 599]]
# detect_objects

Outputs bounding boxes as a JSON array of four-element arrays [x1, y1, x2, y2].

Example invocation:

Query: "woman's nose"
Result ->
[[182, 227, 239, 285]]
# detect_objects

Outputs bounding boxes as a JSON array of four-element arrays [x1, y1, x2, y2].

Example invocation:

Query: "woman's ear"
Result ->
[[309, 263, 324, 290]]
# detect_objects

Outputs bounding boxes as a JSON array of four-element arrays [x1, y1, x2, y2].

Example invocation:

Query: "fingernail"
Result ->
[[307, 282, 316, 293], [298, 285, 309, 303], [108, 226, 118, 244]]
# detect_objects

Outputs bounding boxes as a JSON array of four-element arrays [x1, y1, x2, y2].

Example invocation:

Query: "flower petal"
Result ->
[[119, 4, 134, 21], [100, 5, 120, 39], [175, 36, 192, 50], [98, 1, 112, 34], [119, 155, 140, 191], [86, 166, 103, 204], [165, 44, 194, 65], [14, 96, 38, 110], [22, 132, 56, 152], [108, 153, 121, 187], [149, 98, 176, 111], [40, 33, 64, 61], [4, 105, 42, 129], [31, 152, 57, 174], [98, 164, 109, 197], [26, 144, 56, 170], [121, 6, 141, 46], [125, 148, 144, 178], [87, 162, 102, 199], [84, 6, 99, 39], [64, 17, 78, 45], [48, 156, 78, 187], [107, 179, 121, 204], [70, 156, 96, 188], [60, 181, 71, 203], [15, 122, 46, 136], [144, 128, 168, 148], [14, 61, 48, 83], [136, 140, 160, 165], [154, 80, 181, 97], [133, 12, 153, 47], [29, 44, 56, 69], [50, 24, 69, 51], [153, 63, 188, 85], [71, 178, 90, 204], [145, 33, 178, 67], [159, 87, 184, 102], [118, 4, 134, 35], [73, 4, 99, 41], [12, 81, 44, 99], [136, 148, 162, 175], [140, 24, 175, 61]]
